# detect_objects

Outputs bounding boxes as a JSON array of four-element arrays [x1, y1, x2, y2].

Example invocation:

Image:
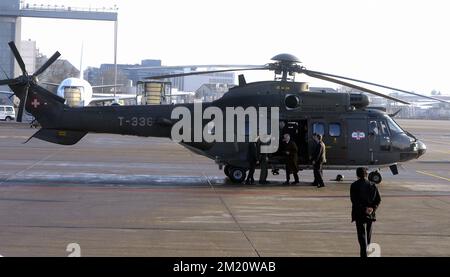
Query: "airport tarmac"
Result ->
[[0, 119, 449, 257]]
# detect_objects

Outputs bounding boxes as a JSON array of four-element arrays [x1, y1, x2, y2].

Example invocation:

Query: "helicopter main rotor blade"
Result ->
[[303, 69, 449, 104], [8, 41, 27, 76], [128, 64, 263, 70], [144, 67, 267, 80], [304, 71, 410, 105], [33, 51, 61, 77]]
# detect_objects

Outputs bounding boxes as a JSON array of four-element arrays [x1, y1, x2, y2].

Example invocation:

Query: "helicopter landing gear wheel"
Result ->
[[336, 174, 344, 182], [369, 171, 382, 184], [224, 165, 231, 177], [228, 167, 246, 184]]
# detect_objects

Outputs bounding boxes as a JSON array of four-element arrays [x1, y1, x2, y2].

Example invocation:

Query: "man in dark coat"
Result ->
[[312, 134, 326, 188], [245, 141, 258, 184], [350, 167, 381, 257], [282, 133, 299, 185], [258, 137, 270, 184]]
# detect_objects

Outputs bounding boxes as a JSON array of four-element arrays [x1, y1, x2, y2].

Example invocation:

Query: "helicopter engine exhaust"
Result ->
[[349, 93, 370, 109]]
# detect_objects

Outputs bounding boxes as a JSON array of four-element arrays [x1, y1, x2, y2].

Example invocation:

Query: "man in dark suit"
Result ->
[[258, 137, 270, 184], [282, 133, 299, 185], [312, 134, 326, 188], [245, 141, 258, 184], [350, 167, 381, 257]]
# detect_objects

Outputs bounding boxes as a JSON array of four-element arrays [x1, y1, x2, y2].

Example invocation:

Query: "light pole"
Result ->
[[113, 17, 118, 97]]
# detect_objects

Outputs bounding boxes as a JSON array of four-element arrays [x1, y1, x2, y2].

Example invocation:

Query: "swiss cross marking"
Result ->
[[31, 99, 40, 108]]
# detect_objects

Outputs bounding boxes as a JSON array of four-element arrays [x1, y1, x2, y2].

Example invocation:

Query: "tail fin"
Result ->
[[10, 82, 66, 128]]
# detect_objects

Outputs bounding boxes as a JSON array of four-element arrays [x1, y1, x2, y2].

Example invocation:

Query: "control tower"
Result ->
[[0, 0, 118, 89]]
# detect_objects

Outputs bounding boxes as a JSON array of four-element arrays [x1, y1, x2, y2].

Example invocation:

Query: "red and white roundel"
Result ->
[[351, 131, 366, 140]]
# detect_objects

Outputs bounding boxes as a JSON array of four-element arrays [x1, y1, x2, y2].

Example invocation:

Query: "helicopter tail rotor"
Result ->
[[0, 41, 61, 122], [33, 51, 61, 78], [8, 41, 28, 76]]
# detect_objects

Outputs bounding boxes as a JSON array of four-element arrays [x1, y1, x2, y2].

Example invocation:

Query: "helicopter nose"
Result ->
[[417, 140, 427, 158]]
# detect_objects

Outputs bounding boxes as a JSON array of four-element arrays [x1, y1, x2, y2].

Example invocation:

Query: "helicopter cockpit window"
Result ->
[[369, 120, 379, 135], [329, 123, 341, 137], [385, 116, 404, 134], [312, 123, 325, 136], [379, 120, 389, 135]]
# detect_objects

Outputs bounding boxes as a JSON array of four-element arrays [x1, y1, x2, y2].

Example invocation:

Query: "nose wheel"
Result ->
[[368, 171, 382, 184], [225, 166, 247, 183]]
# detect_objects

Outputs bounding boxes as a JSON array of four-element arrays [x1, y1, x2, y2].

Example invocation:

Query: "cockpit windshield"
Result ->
[[385, 116, 404, 134]]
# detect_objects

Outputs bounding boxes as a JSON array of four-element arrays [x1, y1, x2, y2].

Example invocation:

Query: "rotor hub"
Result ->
[[269, 53, 303, 81], [271, 53, 301, 63]]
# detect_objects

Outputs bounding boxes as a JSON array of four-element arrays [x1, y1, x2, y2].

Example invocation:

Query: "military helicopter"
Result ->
[[1, 41, 444, 184]]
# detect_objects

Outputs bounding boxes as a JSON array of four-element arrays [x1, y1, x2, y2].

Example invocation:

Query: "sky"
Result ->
[[20, 0, 450, 95]]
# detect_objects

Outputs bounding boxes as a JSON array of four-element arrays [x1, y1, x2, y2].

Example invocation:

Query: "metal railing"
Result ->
[[20, 1, 118, 13]]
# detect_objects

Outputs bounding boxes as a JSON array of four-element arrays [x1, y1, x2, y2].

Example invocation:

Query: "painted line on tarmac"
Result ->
[[203, 172, 261, 257], [429, 149, 450, 155], [416, 170, 450, 182], [0, 136, 29, 139], [0, 149, 65, 186], [424, 139, 450, 146]]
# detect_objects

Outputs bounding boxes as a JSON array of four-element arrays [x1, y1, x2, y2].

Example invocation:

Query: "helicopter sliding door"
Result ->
[[280, 120, 309, 164], [346, 118, 369, 165], [368, 119, 391, 164], [310, 120, 347, 165], [323, 121, 347, 164]]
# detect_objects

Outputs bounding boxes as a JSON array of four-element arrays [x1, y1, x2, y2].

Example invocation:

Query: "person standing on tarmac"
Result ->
[[312, 134, 326, 188], [245, 141, 258, 185], [258, 136, 269, 184], [350, 167, 381, 257], [282, 133, 299, 185]]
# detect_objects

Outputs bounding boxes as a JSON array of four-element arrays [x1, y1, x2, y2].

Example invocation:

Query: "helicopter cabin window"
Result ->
[[329, 123, 341, 137], [312, 122, 325, 136]]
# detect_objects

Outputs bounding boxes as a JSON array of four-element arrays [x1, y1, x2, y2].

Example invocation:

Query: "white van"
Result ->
[[0, 105, 16, 121]]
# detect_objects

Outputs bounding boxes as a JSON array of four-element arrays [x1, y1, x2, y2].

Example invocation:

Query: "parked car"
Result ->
[[0, 105, 15, 121]]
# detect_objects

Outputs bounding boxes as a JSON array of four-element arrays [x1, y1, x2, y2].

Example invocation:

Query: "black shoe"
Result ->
[[317, 184, 325, 188], [259, 181, 270, 185], [291, 181, 299, 185], [283, 181, 290, 185]]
